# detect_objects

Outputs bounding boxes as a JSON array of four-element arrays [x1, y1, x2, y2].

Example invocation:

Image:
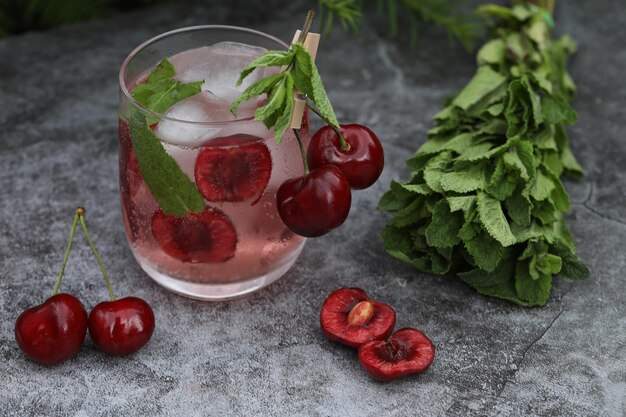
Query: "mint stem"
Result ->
[[52, 212, 80, 296], [293, 128, 310, 174], [306, 102, 350, 151], [78, 209, 116, 301]]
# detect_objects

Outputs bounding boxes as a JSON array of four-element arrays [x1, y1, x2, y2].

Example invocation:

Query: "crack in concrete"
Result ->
[[582, 203, 626, 227], [576, 182, 626, 227], [496, 308, 566, 398]]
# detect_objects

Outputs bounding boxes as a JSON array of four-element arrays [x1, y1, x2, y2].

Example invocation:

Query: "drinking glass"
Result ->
[[118, 26, 309, 300]]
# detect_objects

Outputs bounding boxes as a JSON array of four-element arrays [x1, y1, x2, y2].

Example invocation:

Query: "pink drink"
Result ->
[[119, 34, 308, 299]]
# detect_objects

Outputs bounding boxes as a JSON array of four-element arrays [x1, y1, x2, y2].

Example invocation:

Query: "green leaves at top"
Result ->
[[230, 42, 339, 142], [129, 58, 205, 216]]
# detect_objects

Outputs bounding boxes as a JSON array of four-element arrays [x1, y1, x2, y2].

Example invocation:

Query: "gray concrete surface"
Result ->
[[0, 1, 624, 416]]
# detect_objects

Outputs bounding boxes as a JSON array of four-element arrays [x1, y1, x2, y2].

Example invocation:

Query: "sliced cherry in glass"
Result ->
[[307, 124, 384, 190], [358, 328, 436, 382], [194, 134, 271, 204], [151, 208, 237, 263], [320, 287, 396, 348]]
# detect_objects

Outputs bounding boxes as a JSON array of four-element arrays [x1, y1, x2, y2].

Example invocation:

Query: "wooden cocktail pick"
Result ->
[[289, 28, 320, 128]]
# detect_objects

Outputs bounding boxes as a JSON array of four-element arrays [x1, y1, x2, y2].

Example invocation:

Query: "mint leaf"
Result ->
[[477, 191, 516, 247], [423, 151, 453, 193], [447, 196, 476, 214], [273, 74, 295, 143], [425, 200, 462, 248], [230, 72, 285, 116], [452, 66, 507, 111], [129, 113, 205, 216], [128, 59, 206, 216], [440, 162, 489, 193], [236, 50, 295, 86], [459, 220, 504, 272], [292, 43, 339, 128], [505, 189, 531, 226], [515, 260, 551, 306], [131, 59, 203, 125], [550, 240, 590, 280]]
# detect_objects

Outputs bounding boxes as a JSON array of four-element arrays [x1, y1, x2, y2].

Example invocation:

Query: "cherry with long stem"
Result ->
[[51, 210, 80, 295], [78, 207, 155, 356], [76, 208, 116, 301]]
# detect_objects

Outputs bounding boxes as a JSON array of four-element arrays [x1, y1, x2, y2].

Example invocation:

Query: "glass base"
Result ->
[[133, 241, 306, 301]]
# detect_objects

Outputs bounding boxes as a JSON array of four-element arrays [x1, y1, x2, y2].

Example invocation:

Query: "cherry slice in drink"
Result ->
[[151, 208, 237, 263], [15, 293, 88, 365], [358, 328, 436, 382], [195, 134, 272, 204], [320, 287, 396, 348]]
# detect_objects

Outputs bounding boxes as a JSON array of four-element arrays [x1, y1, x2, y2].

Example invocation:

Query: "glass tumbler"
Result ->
[[118, 26, 309, 300]]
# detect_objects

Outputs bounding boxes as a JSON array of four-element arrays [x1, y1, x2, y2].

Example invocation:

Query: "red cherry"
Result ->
[[195, 134, 272, 204], [88, 297, 155, 356], [151, 208, 237, 263], [307, 124, 384, 190], [320, 288, 396, 348], [15, 293, 88, 365], [358, 328, 436, 382], [276, 165, 351, 238]]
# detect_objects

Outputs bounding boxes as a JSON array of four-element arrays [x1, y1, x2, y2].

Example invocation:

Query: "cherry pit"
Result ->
[[15, 207, 154, 365], [320, 287, 435, 382]]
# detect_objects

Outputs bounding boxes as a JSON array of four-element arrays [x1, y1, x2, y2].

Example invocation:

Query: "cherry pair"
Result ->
[[320, 288, 435, 382], [277, 116, 384, 238], [15, 208, 154, 365]]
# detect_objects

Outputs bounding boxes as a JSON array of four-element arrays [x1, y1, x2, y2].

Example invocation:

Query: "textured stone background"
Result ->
[[0, 1, 624, 416]]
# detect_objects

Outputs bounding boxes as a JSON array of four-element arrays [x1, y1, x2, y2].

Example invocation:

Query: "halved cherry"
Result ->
[[276, 165, 351, 238], [151, 208, 237, 263], [194, 134, 271, 204], [358, 328, 436, 382], [307, 124, 384, 190], [320, 287, 396, 348]]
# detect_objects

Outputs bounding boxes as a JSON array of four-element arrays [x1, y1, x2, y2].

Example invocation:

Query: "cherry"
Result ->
[[194, 134, 272, 204], [320, 288, 396, 348], [15, 293, 88, 365], [14, 209, 87, 365], [276, 165, 351, 238], [76, 207, 156, 356], [89, 297, 155, 356], [307, 124, 384, 190], [151, 208, 237, 263], [358, 328, 436, 382]]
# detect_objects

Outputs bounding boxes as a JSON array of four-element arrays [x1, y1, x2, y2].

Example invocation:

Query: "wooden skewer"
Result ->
[[289, 29, 320, 129]]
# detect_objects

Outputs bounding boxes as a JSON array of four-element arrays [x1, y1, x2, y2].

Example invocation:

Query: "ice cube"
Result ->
[[172, 42, 268, 103]]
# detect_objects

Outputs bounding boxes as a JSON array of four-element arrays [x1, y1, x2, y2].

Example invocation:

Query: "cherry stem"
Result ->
[[293, 128, 309, 175], [77, 208, 116, 301], [306, 102, 350, 151], [52, 212, 80, 296], [297, 10, 316, 43]]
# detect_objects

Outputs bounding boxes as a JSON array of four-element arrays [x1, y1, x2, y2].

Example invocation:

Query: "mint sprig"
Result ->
[[379, 4, 589, 307], [128, 59, 205, 216], [230, 35, 339, 142]]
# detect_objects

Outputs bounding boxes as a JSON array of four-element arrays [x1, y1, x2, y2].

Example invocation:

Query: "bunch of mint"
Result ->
[[379, 4, 589, 307]]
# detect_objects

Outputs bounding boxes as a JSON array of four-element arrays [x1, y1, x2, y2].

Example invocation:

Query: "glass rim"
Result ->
[[119, 25, 289, 126]]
